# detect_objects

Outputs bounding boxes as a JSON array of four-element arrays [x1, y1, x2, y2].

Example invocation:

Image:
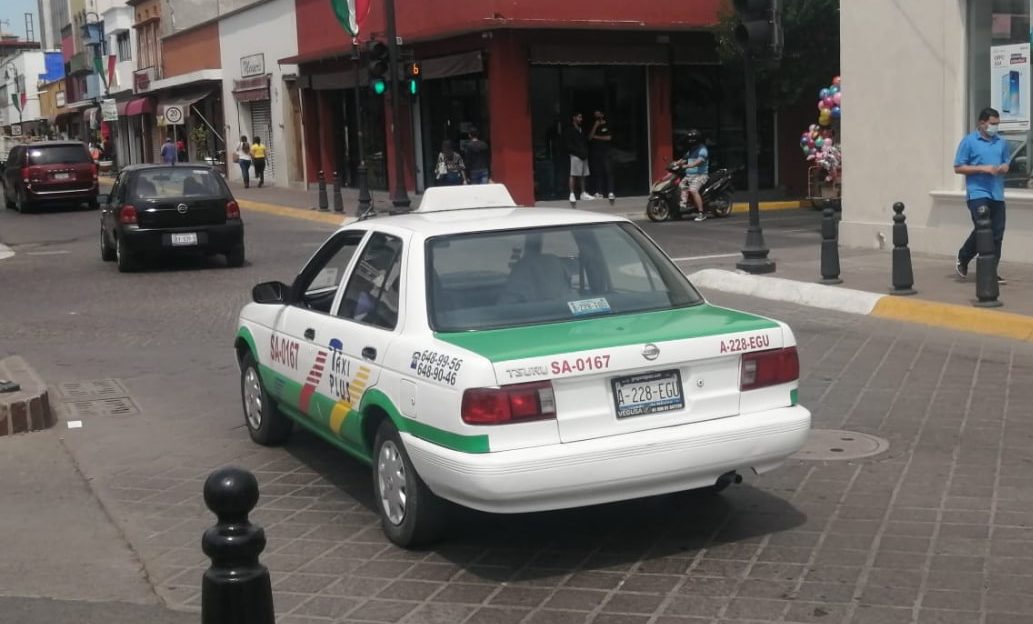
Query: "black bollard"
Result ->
[[973, 206, 1002, 308], [317, 170, 329, 212], [201, 467, 275, 624], [819, 201, 842, 284], [332, 170, 344, 213], [889, 202, 916, 296]]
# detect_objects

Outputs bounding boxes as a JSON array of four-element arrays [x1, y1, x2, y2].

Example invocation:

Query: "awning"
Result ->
[[118, 97, 155, 117], [83, 107, 99, 129], [278, 46, 350, 66], [529, 44, 668, 66], [54, 110, 76, 122], [159, 88, 213, 112], [422, 51, 483, 80], [232, 76, 270, 103]]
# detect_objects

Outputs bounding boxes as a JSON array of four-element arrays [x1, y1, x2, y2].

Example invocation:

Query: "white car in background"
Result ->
[[234, 184, 810, 547]]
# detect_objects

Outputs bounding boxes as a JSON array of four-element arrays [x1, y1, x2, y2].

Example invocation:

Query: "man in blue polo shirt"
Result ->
[[954, 107, 1010, 283]]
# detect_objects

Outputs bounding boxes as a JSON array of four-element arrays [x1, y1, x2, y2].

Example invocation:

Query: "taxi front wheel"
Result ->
[[373, 420, 446, 548], [240, 352, 292, 445]]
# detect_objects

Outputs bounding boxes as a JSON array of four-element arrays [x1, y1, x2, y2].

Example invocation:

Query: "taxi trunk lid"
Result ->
[[436, 304, 786, 443]]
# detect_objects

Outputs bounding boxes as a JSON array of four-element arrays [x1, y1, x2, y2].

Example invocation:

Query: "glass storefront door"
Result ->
[[335, 88, 388, 191], [530, 66, 649, 201], [418, 74, 488, 190]]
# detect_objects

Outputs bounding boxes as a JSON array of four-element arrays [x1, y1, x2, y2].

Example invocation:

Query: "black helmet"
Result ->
[[685, 129, 703, 145]]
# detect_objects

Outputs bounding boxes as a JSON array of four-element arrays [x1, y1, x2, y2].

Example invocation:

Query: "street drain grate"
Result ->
[[792, 429, 889, 461], [65, 397, 140, 419], [57, 379, 129, 400]]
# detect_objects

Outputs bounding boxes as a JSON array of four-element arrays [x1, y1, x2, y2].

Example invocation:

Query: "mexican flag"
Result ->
[[331, 0, 371, 37]]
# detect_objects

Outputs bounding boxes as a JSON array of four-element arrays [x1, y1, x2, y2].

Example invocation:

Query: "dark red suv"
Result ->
[[2, 141, 99, 212]]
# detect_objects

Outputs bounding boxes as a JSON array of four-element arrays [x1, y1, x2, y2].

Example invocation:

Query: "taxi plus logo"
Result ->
[[299, 341, 332, 413]]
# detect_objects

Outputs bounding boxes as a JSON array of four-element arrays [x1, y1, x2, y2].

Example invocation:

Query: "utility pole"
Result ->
[[383, 0, 410, 211]]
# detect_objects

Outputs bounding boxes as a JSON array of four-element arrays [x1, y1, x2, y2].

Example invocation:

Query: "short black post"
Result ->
[[819, 202, 842, 284], [317, 170, 329, 212], [332, 170, 344, 213], [201, 467, 275, 624], [973, 205, 1002, 307], [357, 164, 373, 219], [889, 202, 916, 296]]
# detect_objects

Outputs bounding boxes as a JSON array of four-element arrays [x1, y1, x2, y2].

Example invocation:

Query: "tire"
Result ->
[[373, 419, 447, 548], [86, 199, 99, 211], [240, 352, 292, 446], [16, 191, 32, 214], [711, 193, 734, 218], [116, 236, 138, 273], [225, 244, 245, 268], [3, 187, 13, 210], [100, 228, 116, 262], [646, 197, 672, 222]]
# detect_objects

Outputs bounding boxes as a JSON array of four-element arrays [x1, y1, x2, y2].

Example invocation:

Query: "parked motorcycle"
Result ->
[[646, 162, 736, 222]]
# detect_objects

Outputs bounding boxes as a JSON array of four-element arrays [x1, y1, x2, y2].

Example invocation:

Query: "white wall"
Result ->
[[102, 4, 136, 97], [841, 0, 1033, 263], [218, 0, 299, 188], [1, 51, 47, 126]]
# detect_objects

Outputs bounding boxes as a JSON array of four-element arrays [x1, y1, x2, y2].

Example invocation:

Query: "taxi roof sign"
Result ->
[[414, 184, 518, 213]]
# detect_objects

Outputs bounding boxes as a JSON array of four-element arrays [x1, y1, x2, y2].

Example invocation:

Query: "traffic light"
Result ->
[[404, 62, 421, 97], [733, 0, 782, 58], [367, 40, 389, 95]]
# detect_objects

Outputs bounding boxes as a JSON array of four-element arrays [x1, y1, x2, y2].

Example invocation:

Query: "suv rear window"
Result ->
[[27, 145, 92, 165], [427, 222, 703, 332]]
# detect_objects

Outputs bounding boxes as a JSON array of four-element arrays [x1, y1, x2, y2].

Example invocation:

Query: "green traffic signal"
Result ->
[[371, 79, 387, 95], [407, 79, 418, 95]]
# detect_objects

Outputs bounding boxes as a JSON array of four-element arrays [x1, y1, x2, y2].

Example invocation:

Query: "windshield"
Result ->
[[132, 168, 225, 199], [27, 145, 91, 165], [427, 222, 703, 332]]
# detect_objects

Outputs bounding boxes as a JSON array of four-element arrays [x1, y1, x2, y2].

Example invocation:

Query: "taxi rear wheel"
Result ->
[[241, 352, 291, 445], [373, 420, 446, 548]]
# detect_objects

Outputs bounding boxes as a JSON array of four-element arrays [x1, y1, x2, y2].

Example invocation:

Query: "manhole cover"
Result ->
[[65, 397, 140, 419], [792, 429, 889, 461], [57, 379, 128, 400]]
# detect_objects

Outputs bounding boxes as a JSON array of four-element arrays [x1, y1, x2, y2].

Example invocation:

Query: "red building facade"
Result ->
[[284, 0, 748, 205]]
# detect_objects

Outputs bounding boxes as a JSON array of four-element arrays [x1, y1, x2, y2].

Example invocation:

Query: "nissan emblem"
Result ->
[[177, 203, 188, 214], [642, 343, 660, 361]]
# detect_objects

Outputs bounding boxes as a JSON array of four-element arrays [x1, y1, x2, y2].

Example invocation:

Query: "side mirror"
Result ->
[[252, 281, 289, 304]]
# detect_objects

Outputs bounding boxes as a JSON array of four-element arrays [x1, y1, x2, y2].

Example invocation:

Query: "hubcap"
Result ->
[[377, 441, 407, 525], [243, 367, 263, 430]]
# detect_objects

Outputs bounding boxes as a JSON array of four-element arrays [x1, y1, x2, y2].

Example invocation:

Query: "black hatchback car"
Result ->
[[100, 164, 245, 272]]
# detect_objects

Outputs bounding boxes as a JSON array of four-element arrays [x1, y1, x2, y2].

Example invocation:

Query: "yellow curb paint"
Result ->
[[237, 199, 343, 225], [871, 296, 1033, 342], [730, 200, 804, 214]]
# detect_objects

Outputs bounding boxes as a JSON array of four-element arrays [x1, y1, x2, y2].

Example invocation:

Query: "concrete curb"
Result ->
[[689, 269, 1033, 342], [0, 356, 55, 437]]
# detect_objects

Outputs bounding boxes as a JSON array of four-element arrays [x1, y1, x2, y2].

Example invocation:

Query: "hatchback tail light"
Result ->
[[226, 200, 240, 220], [461, 381, 557, 425], [21, 166, 29, 184], [119, 205, 138, 225], [741, 347, 799, 391]]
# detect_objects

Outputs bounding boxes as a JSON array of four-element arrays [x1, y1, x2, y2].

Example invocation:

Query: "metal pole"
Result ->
[[384, 0, 410, 211], [353, 40, 372, 218], [735, 54, 775, 274]]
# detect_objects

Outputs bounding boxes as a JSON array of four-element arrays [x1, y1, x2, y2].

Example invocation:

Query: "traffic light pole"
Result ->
[[735, 53, 775, 274], [352, 41, 372, 217], [384, 0, 411, 211]]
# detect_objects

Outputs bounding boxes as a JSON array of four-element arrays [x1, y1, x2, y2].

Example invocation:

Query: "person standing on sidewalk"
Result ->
[[463, 129, 491, 184], [160, 136, 177, 165], [235, 136, 252, 189], [250, 137, 267, 188], [564, 112, 592, 202], [954, 107, 1009, 284], [588, 109, 614, 200]]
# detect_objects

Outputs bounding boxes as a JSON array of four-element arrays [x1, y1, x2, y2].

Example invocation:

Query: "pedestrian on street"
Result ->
[[234, 135, 252, 188], [564, 112, 592, 202], [435, 140, 467, 186], [954, 106, 1009, 284], [176, 138, 187, 162], [463, 129, 490, 184], [160, 136, 177, 165], [250, 137, 267, 188], [588, 109, 615, 200]]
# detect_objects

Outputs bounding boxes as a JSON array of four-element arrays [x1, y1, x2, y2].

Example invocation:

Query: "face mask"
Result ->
[[985, 124, 1000, 136]]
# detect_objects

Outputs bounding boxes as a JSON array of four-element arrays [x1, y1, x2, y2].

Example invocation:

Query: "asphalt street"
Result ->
[[2, 201, 1032, 624]]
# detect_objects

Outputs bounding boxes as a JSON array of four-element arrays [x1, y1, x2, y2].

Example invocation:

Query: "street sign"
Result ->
[[163, 104, 185, 125], [101, 98, 118, 122], [11, 124, 22, 137]]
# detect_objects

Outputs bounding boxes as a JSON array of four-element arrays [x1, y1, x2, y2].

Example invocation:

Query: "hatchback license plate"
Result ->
[[611, 370, 684, 419], [53, 172, 70, 180], [171, 233, 198, 246]]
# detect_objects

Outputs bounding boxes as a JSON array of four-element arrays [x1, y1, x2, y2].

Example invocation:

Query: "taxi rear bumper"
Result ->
[[403, 405, 811, 514]]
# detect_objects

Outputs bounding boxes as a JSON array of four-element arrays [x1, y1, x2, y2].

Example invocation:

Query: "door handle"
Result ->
[[362, 346, 377, 361], [304, 328, 315, 340]]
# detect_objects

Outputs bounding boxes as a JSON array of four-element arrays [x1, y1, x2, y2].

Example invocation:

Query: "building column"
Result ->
[[648, 65, 674, 183], [487, 32, 534, 205], [383, 94, 416, 194], [316, 90, 337, 184], [301, 88, 321, 185]]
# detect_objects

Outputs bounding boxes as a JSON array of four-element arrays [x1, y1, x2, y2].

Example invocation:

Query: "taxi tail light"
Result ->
[[461, 381, 556, 425], [226, 200, 240, 219], [741, 347, 799, 391], [119, 204, 138, 225]]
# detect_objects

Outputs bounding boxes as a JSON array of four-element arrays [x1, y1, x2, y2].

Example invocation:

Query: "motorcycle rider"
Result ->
[[678, 129, 709, 222]]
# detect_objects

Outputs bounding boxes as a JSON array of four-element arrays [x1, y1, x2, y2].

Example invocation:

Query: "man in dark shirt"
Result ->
[[588, 110, 614, 200], [563, 112, 592, 202], [463, 129, 491, 184]]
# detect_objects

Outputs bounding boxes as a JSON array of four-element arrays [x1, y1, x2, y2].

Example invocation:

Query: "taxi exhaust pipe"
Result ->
[[715, 471, 743, 490]]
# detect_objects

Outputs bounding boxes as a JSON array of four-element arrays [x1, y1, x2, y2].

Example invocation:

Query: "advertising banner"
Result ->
[[991, 43, 1031, 131]]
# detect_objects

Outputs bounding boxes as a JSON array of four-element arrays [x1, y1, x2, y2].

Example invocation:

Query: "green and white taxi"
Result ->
[[234, 184, 810, 547]]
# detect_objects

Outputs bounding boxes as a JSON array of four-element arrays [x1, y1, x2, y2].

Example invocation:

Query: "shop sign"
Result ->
[[101, 98, 118, 122], [991, 43, 1031, 132], [240, 53, 265, 78], [56, 91, 65, 107], [11, 124, 22, 137], [134, 67, 155, 93]]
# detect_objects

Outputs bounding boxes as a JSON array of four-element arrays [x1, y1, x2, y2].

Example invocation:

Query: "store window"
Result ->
[[969, 1, 1033, 188]]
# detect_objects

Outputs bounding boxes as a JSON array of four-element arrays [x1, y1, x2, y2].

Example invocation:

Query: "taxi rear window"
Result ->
[[426, 222, 702, 331]]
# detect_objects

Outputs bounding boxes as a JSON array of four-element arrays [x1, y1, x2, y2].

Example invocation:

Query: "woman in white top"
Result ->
[[235, 135, 253, 188]]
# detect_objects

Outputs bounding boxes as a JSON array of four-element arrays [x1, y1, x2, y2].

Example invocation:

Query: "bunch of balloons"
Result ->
[[800, 75, 842, 183]]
